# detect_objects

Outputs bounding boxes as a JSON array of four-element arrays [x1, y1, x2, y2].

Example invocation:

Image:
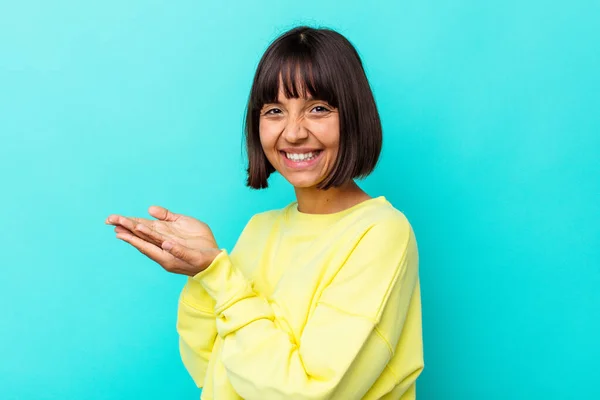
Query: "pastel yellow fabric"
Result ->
[[177, 196, 423, 399]]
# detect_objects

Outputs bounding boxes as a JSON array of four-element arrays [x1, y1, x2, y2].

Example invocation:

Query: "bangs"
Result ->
[[252, 45, 338, 109]]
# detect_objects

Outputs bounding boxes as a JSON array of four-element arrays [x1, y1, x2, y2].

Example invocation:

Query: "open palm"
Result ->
[[106, 206, 221, 276]]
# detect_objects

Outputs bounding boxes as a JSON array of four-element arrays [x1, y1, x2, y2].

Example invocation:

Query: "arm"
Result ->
[[193, 217, 418, 400], [177, 277, 217, 388], [176, 215, 263, 388]]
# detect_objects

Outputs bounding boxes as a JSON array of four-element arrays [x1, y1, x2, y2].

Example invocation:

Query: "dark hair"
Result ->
[[244, 26, 382, 190]]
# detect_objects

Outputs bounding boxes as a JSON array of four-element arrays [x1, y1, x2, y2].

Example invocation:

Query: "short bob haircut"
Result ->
[[245, 26, 382, 190]]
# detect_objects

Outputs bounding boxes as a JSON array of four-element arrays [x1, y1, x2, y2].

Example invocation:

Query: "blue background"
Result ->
[[1, 1, 598, 399]]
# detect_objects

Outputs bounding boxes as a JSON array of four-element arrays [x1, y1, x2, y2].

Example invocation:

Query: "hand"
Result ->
[[105, 206, 222, 276]]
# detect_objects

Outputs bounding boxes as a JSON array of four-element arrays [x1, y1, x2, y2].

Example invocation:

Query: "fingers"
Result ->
[[162, 241, 221, 270], [115, 231, 204, 275], [148, 206, 180, 222], [107, 215, 162, 246], [114, 226, 130, 234], [114, 225, 161, 244], [161, 241, 196, 263], [115, 231, 179, 271], [106, 215, 146, 224], [106, 215, 153, 228]]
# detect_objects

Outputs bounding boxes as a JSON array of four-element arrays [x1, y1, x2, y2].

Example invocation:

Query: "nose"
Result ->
[[283, 117, 309, 143]]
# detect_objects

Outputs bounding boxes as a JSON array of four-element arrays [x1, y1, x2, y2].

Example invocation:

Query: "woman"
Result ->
[[106, 26, 423, 399]]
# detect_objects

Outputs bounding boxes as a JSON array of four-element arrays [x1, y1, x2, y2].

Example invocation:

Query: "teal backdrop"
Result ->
[[1, 1, 598, 399]]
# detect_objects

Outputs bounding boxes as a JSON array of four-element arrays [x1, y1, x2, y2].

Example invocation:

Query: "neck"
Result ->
[[294, 180, 371, 214]]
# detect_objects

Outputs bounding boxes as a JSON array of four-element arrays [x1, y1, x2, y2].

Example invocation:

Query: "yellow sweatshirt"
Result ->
[[177, 196, 423, 400]]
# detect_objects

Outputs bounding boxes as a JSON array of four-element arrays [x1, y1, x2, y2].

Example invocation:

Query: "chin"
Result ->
[[284, 176, 323, 189]]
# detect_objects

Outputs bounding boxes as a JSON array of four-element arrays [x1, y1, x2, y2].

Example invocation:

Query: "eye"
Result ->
[[264, 108, 282, 115], [311, 105, 330, 113]]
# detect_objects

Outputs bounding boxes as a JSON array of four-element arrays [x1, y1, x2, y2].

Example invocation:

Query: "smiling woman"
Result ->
[[106, 26, 423, 400]]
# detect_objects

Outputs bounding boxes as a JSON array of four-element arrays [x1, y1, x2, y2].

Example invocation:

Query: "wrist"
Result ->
[[200, 248, 223, 271]]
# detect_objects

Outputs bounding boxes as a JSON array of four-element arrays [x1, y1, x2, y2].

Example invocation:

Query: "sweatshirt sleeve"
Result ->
[[193, 216, 419, 400], [176, 277, 217, 388]]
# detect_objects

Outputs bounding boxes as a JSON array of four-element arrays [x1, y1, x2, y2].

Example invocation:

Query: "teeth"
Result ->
[[285, 151, 319, 161]]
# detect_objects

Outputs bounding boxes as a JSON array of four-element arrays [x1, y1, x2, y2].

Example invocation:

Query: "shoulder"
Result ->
[[341, 199, 418, 278], [246, 202, 292, 225], [238, 201, 295, 233], [351, 198, 415, 247]]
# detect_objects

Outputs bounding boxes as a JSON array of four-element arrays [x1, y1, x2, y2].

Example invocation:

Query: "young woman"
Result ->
[[106, 26, 423, 399]]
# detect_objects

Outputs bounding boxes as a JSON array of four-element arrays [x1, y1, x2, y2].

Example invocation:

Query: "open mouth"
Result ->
[[279, 150, 324, 168], [280, 150, 323, 162]]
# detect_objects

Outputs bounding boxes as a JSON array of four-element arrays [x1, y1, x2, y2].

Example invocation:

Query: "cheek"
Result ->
[[307, 119, 340, 149], [259, 122, 280, 148], [259, 126, 282, 166]]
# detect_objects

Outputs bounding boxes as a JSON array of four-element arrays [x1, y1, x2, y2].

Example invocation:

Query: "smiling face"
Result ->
[[244, 27, 383, 191], [259, 84, 340, 189]]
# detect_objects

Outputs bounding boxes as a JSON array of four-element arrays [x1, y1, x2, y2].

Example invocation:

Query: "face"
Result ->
[[259, 85, 340, 189]]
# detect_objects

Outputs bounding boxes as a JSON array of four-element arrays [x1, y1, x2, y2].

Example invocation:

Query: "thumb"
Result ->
[[148, 206, 180, 222]]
